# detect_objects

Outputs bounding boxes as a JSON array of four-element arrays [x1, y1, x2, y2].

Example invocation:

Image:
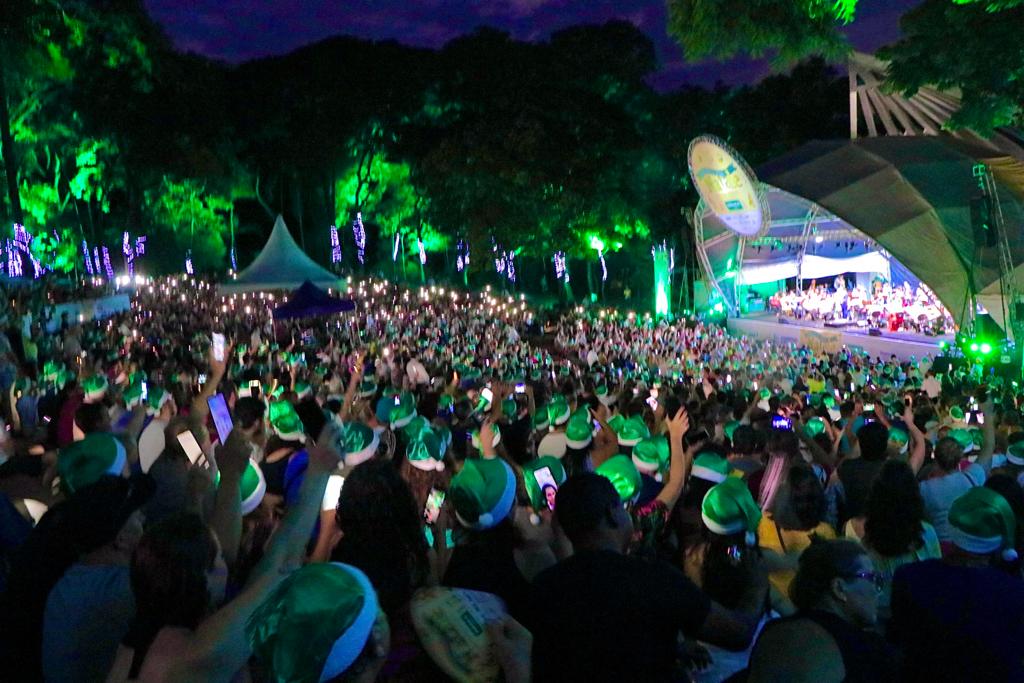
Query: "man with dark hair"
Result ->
[[921, 401, 991, 544], [727, 424, 763, 478], [836, 420, 890, 524], [529, 473, 767, 682]]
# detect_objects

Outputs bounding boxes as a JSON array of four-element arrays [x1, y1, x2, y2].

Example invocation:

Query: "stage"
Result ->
[[727, 313, 951, 362]]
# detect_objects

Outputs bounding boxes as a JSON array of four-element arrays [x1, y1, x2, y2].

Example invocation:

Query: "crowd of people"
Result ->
[[769, 277, 953, 336], [0, 274, 1022, 682]]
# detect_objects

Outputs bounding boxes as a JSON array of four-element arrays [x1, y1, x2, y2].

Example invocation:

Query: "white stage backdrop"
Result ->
[[799, 252, 890, 281], [738, 252, 890, 286]]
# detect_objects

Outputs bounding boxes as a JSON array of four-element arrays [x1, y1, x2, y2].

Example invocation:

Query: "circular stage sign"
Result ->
[[688, 135, 769, 238]]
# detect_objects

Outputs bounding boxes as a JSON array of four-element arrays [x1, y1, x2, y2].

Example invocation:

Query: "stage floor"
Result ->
[[728, 313, 951, 362]]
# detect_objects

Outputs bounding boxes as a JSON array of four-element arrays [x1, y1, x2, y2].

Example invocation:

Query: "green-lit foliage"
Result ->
[[0, 2, 927, 282], [666, 0, 854, 66], [881, 0, 1024, 131], [145, 177, 228, 270], [29, 227, 78, 273]]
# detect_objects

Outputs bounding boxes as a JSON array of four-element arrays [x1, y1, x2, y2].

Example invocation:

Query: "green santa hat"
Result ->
[[532, 407, 550, 432], [691, 452, 731, 484], [450, 457, 517, 530], [247, 562, 380, 683], [701, 477, 762, 546], [43, 360, 62, 383], [949, 428, 977, 454], [294, 381, 313, 400], [407, 428, 446, 472], [607, 413, 626, 434], [146, 386, 172, 416], [565, 409, 594, 450], [823, 395, 841, 421], [596, 455, 642, 504], [804, 417, 827, 439], [948, 487, 1018, 561], [1007, 441, 1024, 466], [596, 384, 618, 407], [269, 400, 306, 443], [357, 379, 378, 399], [240, 459, 267, 515], [343, 422, 380, 467], [389, 392, 418, 429], [723, 420, 741, 441], [57, 433, 128, 494], [375, 392, 399, 425], [616, 415, 650, 448], [632, 435, 670, 481], [470, 424, 502, 451], [402, 415, 432, 442], [547, 395, 571, 428], [82, 375, 108, 404], [888, 427, 910, 455], [949, 406, 966, 423], [523, 456, 567, 511], [123, 381, 145, 408], [501, 398, 518, 421]]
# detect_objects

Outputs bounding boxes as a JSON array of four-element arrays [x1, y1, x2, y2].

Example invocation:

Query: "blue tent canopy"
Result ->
[[272, 280, 355, 320]]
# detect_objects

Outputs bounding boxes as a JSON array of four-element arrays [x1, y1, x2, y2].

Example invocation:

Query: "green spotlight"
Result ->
[[970, 342, 979, 352], [980, 342, 992, 355]]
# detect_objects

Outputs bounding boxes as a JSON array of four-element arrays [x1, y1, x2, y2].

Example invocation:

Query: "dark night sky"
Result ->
[[144, 0, 923, 89]]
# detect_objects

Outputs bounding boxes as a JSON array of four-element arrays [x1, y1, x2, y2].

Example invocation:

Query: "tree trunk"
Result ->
[[294, 174, 306, 251], [0, 47, 22, 226]]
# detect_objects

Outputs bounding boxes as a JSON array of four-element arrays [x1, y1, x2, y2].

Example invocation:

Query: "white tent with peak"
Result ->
[[219, 215, 341, 293]]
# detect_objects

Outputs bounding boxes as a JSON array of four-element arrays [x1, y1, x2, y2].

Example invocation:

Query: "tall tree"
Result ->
[[880, 0, 1024, 131], [665, 0, 856, 65]]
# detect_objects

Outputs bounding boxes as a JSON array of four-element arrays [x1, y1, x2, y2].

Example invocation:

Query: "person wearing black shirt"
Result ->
[[837, 421, 888, 523], [529, 473, 767, 682]]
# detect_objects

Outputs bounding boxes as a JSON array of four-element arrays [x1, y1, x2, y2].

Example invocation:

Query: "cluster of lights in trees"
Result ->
[[6, 223, 44, 279], [553, 251, 568, 283], [185, 250, 194, 276], [352, 213, 366, 264], [123, 232, 135, 276], [82, 240, 93, 275], [456, 240, 469, 272], [101, 246, 115, 279], [492, 241, 516, 283], [330, 225, 343, 264], [417, 237, 427, 265]]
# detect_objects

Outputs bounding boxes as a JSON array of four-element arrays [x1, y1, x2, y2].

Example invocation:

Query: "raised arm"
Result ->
[[192, 345, 230, 423], [903, 397, 927, 475], [161, 424, 342, 681], [655, 408, 691, 511], [796, 428, 836, 470], [205, 427, 252, 568], [976, 396, 996, 471], [340, 350, 366, 421]]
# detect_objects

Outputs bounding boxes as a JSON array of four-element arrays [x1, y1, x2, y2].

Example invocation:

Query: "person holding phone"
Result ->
[[106, 421, 344, 683]]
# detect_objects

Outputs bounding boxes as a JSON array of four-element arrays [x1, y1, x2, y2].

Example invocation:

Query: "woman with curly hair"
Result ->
[[330, 459, 431, 615], [330, 456, 440, 681], [845, 459, 940, 620]]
